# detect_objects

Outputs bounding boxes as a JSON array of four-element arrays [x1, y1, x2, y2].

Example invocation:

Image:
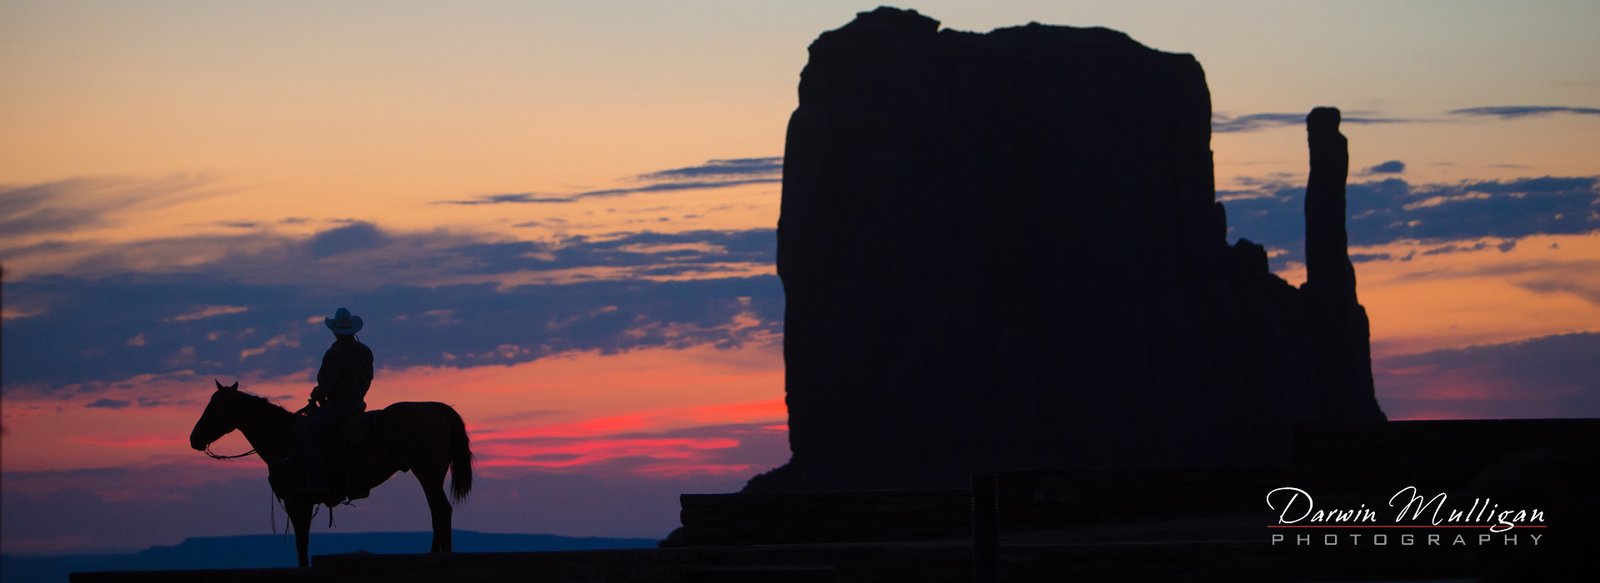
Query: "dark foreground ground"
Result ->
[[70, 420, 1600, 582], [61, 524, 1507, 582], [3, 531, 651, 583]]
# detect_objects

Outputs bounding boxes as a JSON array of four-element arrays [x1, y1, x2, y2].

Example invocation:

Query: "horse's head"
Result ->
[[190, 380, 242, 451]]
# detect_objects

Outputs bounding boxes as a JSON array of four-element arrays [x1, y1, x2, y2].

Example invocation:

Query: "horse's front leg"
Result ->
[[288, 498, 314, 568]]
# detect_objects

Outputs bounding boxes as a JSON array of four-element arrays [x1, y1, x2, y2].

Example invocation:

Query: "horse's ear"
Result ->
[[227, 382, 239, 391], [215, 380, 237, 392], [215, 379, 225, 391]]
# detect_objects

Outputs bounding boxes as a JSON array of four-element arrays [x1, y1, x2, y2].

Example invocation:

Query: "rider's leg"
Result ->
[[296, 408, 336, 493]]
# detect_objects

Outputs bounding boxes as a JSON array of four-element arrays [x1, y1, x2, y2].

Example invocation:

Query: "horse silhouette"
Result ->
[[189, 380, 473, 567]]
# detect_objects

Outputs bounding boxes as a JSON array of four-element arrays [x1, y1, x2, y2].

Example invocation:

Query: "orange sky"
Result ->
[[4, 0, 1600, 554]]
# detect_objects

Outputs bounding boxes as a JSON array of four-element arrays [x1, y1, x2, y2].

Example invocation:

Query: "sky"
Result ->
[[4, 0, 1600, 556]]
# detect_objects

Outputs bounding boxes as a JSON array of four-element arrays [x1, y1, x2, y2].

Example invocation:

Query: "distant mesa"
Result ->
[[750, 7, 1384, 491]]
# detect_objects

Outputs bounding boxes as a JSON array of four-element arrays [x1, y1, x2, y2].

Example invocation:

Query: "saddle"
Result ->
[[328, 410, 381, 450], [274, 410, 383, 505]]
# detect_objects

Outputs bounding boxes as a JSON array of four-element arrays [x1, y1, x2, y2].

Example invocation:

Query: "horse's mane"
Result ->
[[226, 388, 292, 415]]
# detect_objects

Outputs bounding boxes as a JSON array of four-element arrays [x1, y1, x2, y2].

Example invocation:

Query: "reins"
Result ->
[[204, 445, 257, 460]]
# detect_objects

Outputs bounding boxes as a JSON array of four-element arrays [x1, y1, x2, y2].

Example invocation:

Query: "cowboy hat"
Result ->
[[324, 307, 364, 335]]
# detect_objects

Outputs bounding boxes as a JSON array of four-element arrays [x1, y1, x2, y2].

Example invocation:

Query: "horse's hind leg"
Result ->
[[416, 468, 453, 554]]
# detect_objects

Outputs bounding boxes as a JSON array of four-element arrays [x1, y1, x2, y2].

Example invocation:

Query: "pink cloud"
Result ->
[[478, 436, 741, 471], [68, 435, 191, 449]]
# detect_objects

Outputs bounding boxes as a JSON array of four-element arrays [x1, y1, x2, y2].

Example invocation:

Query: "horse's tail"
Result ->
[[446, 405, 474, 503]]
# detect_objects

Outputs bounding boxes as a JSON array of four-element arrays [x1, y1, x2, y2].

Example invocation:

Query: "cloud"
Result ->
[[480, 434, 741, 473], [1376, 332, 1600, 419], [1349, 251, 1402, 263], [442, 192, 579, 205], [1448, 106, 1600, 119], [634, 157, 783, 182], [439, 157, 781, 205], [166, 305, 250, 322], [307, 221, 389, 257], [1212, 112, 1421, 133], [1221, 174, 1600, 268], [464, 399, 790, 477], [1217, 105, 1600, 133], [0, 187, 97, 239], [1353, 177, 1599, 244], [1362, 160, 1406, 175], [4, 211, 779, 286], [0, 175, 223, 241], [84, 399, 132, 410], [443, 179, 781, 206], [238, 333, 300, 361], [1516, 274, 1600, 307], [1417, 241, 1489, 256], [0, 226, 782, 386]]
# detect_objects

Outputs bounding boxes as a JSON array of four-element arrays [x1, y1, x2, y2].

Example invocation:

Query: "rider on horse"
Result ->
[[297, 307, 374, 496]]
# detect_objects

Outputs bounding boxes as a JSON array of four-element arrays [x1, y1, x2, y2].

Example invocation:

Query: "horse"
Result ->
[[189, 380, 473, 567]]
